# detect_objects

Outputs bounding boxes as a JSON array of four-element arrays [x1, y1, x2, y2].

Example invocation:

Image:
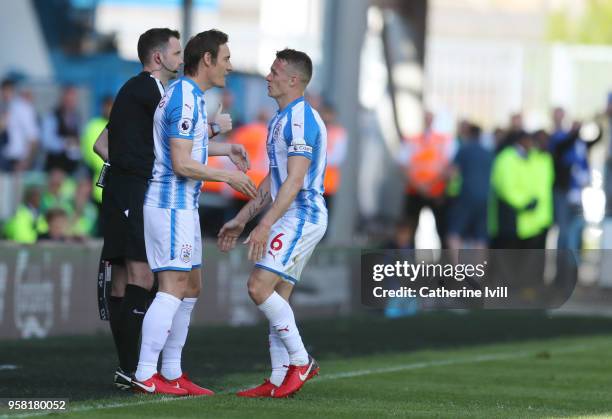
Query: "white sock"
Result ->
[[135, 292, 182, 382], [268, 323, 289, 386], [161, 297, 197, 380], [257, 292, 308, 366]]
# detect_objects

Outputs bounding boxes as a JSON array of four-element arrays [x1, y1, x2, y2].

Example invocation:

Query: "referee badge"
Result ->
[[180, 244, 192, 263], [179, 118, 193, 135]]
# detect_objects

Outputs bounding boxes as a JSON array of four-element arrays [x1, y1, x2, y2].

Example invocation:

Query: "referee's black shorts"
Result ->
[[101, 171, 149, 263]]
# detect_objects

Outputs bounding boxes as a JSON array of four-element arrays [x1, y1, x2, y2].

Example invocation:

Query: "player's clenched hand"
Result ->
[[244, 223, 270, 262], [228, 144, 250, 173], [212, 103, 232, 134], [228, 171, 257, 199], [217, 218, 245, 252]]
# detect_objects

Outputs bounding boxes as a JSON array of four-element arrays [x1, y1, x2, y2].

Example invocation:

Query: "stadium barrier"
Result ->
[[0, 240, 358, 339]]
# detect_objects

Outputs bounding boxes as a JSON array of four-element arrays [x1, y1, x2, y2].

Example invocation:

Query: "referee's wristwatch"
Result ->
[[210, 122, 221, 138]]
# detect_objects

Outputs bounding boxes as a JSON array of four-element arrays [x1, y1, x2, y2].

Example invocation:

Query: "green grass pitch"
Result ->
[[1, 311, 611, 418]]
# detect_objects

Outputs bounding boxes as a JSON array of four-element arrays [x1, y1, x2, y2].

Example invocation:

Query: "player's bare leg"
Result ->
[[160, 268, 213, 396]]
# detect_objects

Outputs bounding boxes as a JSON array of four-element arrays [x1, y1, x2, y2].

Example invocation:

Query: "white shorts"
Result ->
[[255, 216, 326, 284], [144, 206, 202, 272]]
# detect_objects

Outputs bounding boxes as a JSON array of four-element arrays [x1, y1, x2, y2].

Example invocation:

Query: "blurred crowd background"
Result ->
[[1, 0, 612, 255]]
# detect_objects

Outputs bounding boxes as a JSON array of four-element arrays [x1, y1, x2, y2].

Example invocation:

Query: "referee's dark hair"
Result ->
[[183, 29, 228, 76], [276, 48, 313, 86], [137, 28, 180, 66]]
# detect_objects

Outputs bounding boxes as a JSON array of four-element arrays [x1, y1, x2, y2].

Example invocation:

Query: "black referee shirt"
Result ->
[[107, 71, 164, 179]]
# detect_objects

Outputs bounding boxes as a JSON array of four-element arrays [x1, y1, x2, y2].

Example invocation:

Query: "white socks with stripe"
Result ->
[[258, 292, 308, 367], [269, 324, 290, 386], [135, 292, 182, 382], [161, 297, 197, 380]]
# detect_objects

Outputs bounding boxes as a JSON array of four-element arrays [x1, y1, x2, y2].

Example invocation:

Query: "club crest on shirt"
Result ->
[[273, 121, 282, 140], [179, 118, 193, 135], [180, 244, 192, 263]]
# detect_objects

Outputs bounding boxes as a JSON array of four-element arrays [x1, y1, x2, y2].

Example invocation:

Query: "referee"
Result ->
[[92, 28, 183, 390]]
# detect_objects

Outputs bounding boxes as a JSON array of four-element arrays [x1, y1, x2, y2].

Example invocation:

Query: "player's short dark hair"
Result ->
[[183, 29, 229, 76], [276, 48, 313, 86], [137, 28, 180, 66]]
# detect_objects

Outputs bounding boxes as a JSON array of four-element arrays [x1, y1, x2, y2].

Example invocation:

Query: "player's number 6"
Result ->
[[270, 233, 284, 251]]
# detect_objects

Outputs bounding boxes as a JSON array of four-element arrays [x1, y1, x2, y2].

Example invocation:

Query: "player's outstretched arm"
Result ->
[[93, 128, 109, 161], [245, 156, 310, 261], [170, 137, 257, 198], [208, 142, 250, 172], [217, 175, 271, 252]]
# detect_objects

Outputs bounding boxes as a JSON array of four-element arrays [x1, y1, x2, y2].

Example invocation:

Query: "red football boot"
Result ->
[[132, 373, 188, 396], [272, 356, 319, 398], [164, 373, 215, 396], [236, 379, 278, 398]]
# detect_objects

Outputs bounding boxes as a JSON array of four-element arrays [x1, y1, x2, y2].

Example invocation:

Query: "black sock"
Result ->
[[119, 284, 151, 373], [108, 296, 124, 369]]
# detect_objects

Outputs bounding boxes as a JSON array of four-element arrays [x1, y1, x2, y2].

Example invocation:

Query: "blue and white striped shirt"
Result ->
[[145, 77, 208, 209], [267, 96, 328, 225]]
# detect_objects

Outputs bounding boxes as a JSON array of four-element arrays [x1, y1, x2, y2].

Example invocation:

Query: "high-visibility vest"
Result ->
[[489, 147, 542, 240], [323, 124, 347, 196], [203, 122, 269, 200], [81, 117, 107, 204], [3, 205, 45, 244], [403, 132, 451, 198]]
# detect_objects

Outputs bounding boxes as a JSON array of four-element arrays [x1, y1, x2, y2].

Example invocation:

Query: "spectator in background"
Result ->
[[492, 127, 507, 153], [0, 79, 39, 172], [489, 131, 542, 249], [40, 167, 75, 215], [549, 107, 601, 250], [37, 208, 71, 242], [531, 129, 555, 249], [447, 123, 493, 250], [81, 95, 113, 206], [3, 186, 44, 243], [495, 112, 524, 154], [70, 177, 98, 238], [601, 94, 612, 215], [509, 112, 524, 133], [320, 102, 347, 213], [381, 219, 416, 318], [398, 110, 453, 248], [41, 85, 82, 174]]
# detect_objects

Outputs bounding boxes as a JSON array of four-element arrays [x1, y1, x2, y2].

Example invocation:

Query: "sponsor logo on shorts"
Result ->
[[180, 244, 192, 263]]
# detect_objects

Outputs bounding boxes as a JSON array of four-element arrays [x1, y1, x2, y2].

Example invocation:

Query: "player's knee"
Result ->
[[128, 269, 154, 290], [247, 275, 269, 305], [186, 280, 201, 298]]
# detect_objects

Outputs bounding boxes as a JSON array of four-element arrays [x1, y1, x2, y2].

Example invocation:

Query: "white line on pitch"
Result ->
[[0, 343, 598, 418]]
